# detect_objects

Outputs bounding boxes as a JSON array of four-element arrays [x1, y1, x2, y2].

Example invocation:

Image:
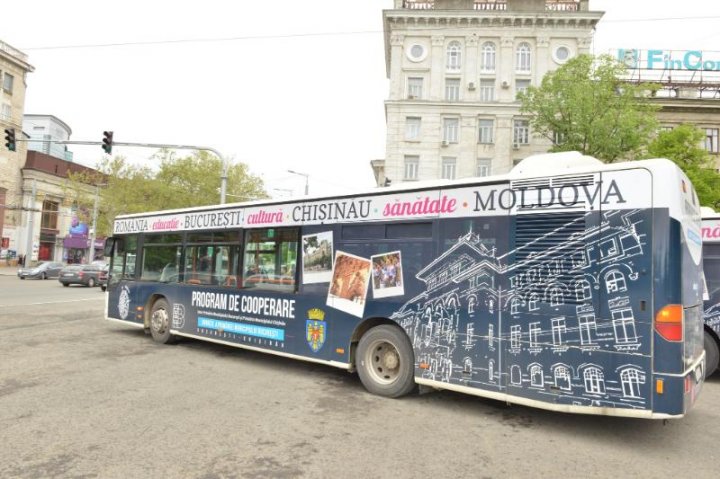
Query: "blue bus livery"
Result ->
[[104, 152, 705, 418], [701, 208, 720, 377]]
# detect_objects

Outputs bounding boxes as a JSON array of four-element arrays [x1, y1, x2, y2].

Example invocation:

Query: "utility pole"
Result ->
[[87, 183, 106, 264], [24, 179, 36, 265]]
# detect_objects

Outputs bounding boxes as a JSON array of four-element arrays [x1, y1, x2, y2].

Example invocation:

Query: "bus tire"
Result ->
[[150, 298, 175, 344], [357, 325, 415, 398], [705, 330, 719, 378]]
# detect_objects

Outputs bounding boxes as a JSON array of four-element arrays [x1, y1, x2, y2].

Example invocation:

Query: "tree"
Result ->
[[65, 151, 266, 237], [519, 54, 659, 162], [646, 124, 720, 208]]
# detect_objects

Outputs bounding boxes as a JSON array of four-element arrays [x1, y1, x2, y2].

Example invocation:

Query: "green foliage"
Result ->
[[647, 124, 720, 208], [65, 151, 266, 237], [519, 54, 659, 162]]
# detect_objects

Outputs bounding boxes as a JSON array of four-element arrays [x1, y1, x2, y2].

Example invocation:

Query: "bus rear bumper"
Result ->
[[653, 353, 705, 417]]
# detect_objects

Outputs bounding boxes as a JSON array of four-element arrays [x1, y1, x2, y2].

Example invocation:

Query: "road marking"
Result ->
[[0, 298, 102, 307]]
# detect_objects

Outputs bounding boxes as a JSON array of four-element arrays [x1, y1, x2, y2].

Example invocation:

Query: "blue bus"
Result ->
[[701, 208, 720, 377], [104, 152, 705, 418]]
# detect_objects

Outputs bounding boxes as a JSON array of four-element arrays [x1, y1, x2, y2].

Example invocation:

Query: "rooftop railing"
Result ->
[[399, 1, 580, 11]]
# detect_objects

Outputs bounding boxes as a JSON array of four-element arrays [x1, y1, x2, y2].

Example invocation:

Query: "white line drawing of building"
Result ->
[[393, 208, 652, 410]]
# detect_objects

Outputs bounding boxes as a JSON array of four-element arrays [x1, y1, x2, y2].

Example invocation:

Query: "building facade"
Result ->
[[374, 0, 603, 186], [0, 39, 34, 255], [23, 114, 74, 162]]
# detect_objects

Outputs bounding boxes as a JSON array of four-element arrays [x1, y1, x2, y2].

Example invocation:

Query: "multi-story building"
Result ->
[[1, 39, 34, 257], [373, 0, 604, 186], [23, 114, 74, 162]]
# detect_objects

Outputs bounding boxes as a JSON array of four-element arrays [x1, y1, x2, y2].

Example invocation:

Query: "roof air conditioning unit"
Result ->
[[468, 82, 476, 90]]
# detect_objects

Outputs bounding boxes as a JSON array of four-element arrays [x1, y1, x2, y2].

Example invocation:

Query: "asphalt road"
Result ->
[[1, 274, 719, 479]]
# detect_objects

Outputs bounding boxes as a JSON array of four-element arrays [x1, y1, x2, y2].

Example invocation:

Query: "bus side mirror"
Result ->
[[104, 237, 119, 257]]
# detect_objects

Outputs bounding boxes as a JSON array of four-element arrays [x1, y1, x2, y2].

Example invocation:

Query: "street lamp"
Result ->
[[287, 169, 309, 195]]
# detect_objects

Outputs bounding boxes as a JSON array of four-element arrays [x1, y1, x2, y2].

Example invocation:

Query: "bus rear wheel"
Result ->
[[357, 325, 415, 398], [150, 298, 175, 344], [705, 330, 719, 378]]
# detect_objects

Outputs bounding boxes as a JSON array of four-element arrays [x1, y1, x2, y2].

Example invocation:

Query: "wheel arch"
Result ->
[[348, 317, 409, 373]]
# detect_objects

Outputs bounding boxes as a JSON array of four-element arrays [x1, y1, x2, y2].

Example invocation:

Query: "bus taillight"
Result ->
[[655, 304, 684, 342]]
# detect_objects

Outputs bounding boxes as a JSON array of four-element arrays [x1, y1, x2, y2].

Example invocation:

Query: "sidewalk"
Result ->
[[0, 265, 19, 276]]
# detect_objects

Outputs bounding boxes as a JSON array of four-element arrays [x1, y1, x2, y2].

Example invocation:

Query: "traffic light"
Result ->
[[102, 131, 114, 154], [4, 128, 16, 152]]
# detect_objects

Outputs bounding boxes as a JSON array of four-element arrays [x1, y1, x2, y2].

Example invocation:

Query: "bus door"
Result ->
[[106, 235, 143, 326]]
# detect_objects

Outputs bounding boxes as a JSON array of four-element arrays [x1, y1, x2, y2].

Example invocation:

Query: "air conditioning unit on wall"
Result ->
[[441, 140, 449, 147], [468, 82, 476, 90]]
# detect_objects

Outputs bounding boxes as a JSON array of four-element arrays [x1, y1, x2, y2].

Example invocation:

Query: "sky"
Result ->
[[4, 0, 720, 199]]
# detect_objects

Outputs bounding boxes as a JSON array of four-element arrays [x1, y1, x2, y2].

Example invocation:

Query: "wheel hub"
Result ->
[[152, 309, 168, 334], [383, 350, 399, 370]]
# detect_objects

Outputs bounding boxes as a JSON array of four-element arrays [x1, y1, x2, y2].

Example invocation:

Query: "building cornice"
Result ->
[[0, 40, 35, 73]]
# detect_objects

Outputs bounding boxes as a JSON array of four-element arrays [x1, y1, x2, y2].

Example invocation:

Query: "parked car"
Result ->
[[58, 264, 103, 287], [98, 265, 109, 291], [17, 261, 65, 280]]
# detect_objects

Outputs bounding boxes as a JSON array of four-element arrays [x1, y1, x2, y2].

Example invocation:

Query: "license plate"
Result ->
[[64, 273, 74, 277]]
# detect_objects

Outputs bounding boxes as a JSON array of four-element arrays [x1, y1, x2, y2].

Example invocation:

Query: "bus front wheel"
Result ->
[[705, 330, 719, 378], [150, 298, 175, 344], [357, 325, 415, 398]]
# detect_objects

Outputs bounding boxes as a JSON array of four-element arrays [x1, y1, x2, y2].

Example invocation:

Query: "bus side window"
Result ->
[[243, 228, 298, 292]]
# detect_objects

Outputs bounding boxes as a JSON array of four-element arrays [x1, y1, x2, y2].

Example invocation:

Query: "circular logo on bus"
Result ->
[[118, 285, 131, 320]]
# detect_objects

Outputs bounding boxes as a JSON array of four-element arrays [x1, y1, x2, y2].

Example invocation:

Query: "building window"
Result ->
[[554, 366, 572, 391], [530, 365, 544, 387], [516, 79, 531, 98], [443, 118, 459, 143], [405, 117, 421, 140], [575, 280, 592, 302], [529, 322, 540, 348], [441, 157, 457, 180], [477, 159, 491, 177], [578, 314, 596, 345], [510, 325, 521, 349], [408, 77, 423, 99], [583, 367, 606, 394], [620, 368, 645, 398], [446, 41, 462, 71], [552, 317, 566, 346], [0, 103, 10, 121], [481, 42, 496, 72], [2, 72, 13, 94], [41, 200, 59, 230], [478, 119, 494, 144], [548, 286, 564, 306], [705, 128, 719, 153], [404, 155, 419, 180], [553, 46, 572, 64], [488, 323, 494, 346], [445, 78, 460, 101], [516, 42, 532, 72], [510, 297, 521, 314], [599, 238, 618, 259], [513, 119, 530, 146], [605, 270, 627, 293], [479, 79, 495, 102], [612, 308, 637, 344]]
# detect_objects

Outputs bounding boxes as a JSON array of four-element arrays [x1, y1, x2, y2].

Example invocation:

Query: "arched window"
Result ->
[[528, 293, 539, 311], [583, 367, 605, 394], [481, 42, 496, 72], [488, 359, 495, 381], [447, 41, 462, 71], [516, 42, 532, 72], [576, 280, 592, 301], [530, 365, 544, 387], [468, 295, 477, 314], [620, 368, 644, 398], [510, 297, 521, 314], [554, 366, 571, 391], [548, 287, 564, 307], [605, 270, 627, 293]]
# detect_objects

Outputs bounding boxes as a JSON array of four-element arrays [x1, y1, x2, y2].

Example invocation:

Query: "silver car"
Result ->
[[17, 261, 65, 280]]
